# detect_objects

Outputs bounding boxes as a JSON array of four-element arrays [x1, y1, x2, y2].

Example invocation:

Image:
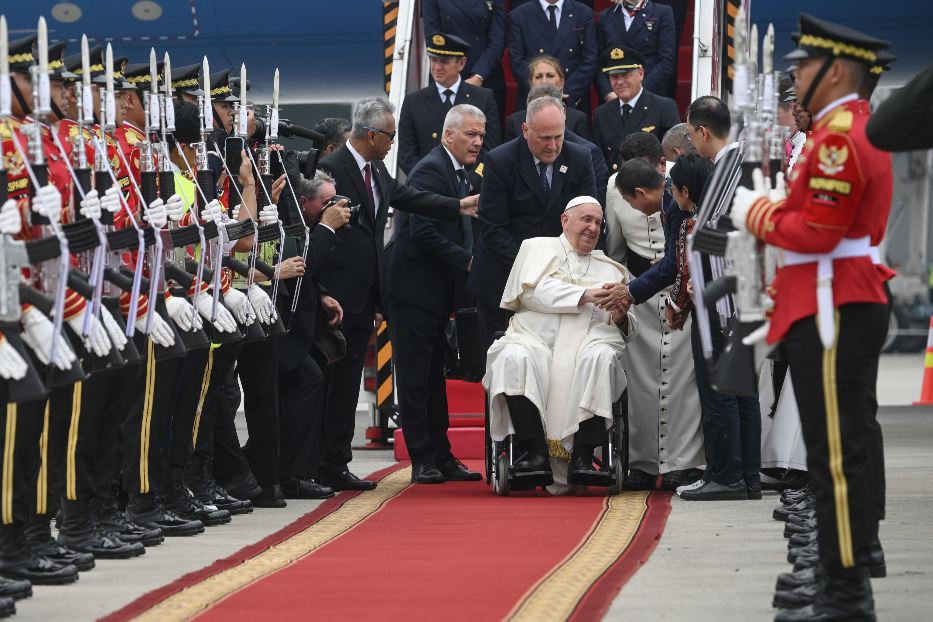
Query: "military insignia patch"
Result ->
[[433, 34, 445, 46], [817, 143, 848, 175], [610, 48, 624, 60], [641, 125, 656, 133]]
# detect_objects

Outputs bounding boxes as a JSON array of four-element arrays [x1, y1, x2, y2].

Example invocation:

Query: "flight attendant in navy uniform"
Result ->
[[422, 0, 506, 126]]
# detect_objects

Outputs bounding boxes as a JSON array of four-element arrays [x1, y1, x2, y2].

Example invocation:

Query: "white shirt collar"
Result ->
[[815, 92, 859, 121], [443, 145, 464, 171], [532, 157, 551, 170], [714, 141, 740, 164], [436, 76, 462, 100], [539, 0, 564, 17], [620, 86, 643, 108], [345, 139, 368, 171]]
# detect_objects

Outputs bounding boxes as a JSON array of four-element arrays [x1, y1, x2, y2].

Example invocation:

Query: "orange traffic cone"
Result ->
[[914, 316, 933, 405]]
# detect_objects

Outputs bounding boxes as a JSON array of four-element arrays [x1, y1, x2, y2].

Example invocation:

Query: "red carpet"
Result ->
[[446, 379, 485, 415], [105, 463, 670, 622]]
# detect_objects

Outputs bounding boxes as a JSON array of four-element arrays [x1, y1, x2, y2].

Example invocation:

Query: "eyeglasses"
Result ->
[[685, 125, 707, 142], [362, 126, 396, 142]]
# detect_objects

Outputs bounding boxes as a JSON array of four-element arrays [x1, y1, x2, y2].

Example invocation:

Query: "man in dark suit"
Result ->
[[468, 95, 598, 350], [422, 0, 506, 126], [385, 105, 487, 484], [397, 33, 500, 176], [596, 0, 677, 99], [592, 46, 681, 173], [504, 105, 590, 141], [316, 98, 478, 491], [275, 171, 351, 503], [508, 0, 598, 113]]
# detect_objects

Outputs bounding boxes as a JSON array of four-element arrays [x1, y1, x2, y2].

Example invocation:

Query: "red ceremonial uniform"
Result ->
[[745, 96, 894, 344]]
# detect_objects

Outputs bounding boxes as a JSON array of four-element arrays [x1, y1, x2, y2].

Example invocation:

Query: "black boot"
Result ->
[[776, 566, 819, 592], [774, 568, 875, 621], [505, 395, 551, 474], [90, 496, 164, 547], [125, 493, 204, 536], [773, 567, 824, 609], [0, 576, 31, 600], [0, 596, 13, 618], [0, 523, 78, 585], [161, 468, 231, 527], [186, 455, 253, 515], [23, 513, 95, 571], [866, 538, 886, 578], [58, 499, 145, 559]]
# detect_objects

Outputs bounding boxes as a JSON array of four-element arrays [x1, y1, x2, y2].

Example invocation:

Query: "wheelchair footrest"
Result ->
[[568, 469, 615, 487], [510, 470, 554, 489]]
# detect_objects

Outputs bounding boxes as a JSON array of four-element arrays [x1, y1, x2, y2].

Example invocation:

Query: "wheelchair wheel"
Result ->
[[493, 451, 511, 496]]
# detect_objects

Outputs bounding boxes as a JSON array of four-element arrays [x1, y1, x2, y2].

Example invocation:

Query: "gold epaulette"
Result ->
[[828, 110, 853, 133]]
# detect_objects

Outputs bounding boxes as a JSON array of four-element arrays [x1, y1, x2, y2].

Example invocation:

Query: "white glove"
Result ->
[[145, 197, 168, 229], [66, 306, 112, 357], [135, 312, 176, 348], [79, 188, 102, 220], [223, 287, 255, 325], [194, 292, 237, 333], [164, 193, 185, 222], [258, 203, 278, 225], [33, 184, 62, 223], [200, 199, 224, 223], [769, 171, 787, 203], [0, 334, 29, 381], [230, 203, 241, 221], [0, 199, 22, 235], [165, 295, 200, 332], [100, 186, 122, 214], [21, 306, 77, 370], [247, 284, 275, 324], [99, 305, 128, 351], [730, 169, 771, 232]]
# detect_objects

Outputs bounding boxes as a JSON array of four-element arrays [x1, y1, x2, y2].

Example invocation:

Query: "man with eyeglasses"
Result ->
[[316, 98, 479, 492], [397, 33, 500, 176]]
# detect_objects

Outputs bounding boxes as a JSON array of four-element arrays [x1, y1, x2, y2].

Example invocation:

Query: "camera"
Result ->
[[323, 195, 360, 228]]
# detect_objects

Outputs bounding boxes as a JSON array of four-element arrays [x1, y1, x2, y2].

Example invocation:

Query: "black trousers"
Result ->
[[388, 297, 452, 466], [277, 347, 325, 480], [238, 337, 281, 487], [168, 348, 211, 469], [100, 363, 141, 500], [477, 299, 512, 357], [121, 338, 185, 495], [319, 290, 376, 476], [0, 397, 44, 525], [784, 303, 888, 574], [192, 344, 242, 480]]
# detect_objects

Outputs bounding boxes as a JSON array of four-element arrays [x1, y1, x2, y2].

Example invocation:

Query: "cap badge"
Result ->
[[433, 34, 445, 46], [610, 48, 624, 60]]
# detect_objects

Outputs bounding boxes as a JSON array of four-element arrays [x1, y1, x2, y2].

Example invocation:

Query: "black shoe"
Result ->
[[436, 457, 482, 482], [777, 566, 819, 592], [251, 485, 287, 508], [220, 471, 263, 501], [867, 538, 886, 578], [0, 524, 79, 585], [0, 596, 13, 618], [746, 479, 762, 500], [788, 531, 818, 549], [788, 542, 818, 564], [23, 515, 96, 571], [793, 550, 820, 573], [622, 469, 657, 491], [320, 471, 377, 491], [58, 499, 145, 560], [92, 498, 163, 547], [513, 454, 551, 475], [784, 516, 818, 538], [126, 494, 204, 536], [774, 569, 875, 621], [773, 573, 822, 610], [282, 478, 336, 498], [0, 576, 31, 600], [162, 475, 231, 527], [659, 468, 703, 491], [186, 456, 254, 515], [206, 481, 254, 515], [411, 464, 446, 484], [680, 480, 748, 501], [568, 456, 611, 486], [786, 509, 817, 525], [774, 496, 815, 521]]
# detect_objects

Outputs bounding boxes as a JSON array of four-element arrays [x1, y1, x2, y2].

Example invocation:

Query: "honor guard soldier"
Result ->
[[397, 33, 500, 175], [730, 14, 893, 621], [592, 46, 680, 172], [507, 0, 598, 114], [596, 0, 677, 100], [171, 63, 204, 104]]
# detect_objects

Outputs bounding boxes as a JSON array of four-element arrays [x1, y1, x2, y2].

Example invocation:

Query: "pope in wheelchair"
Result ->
[[483, 196, 636, 494]]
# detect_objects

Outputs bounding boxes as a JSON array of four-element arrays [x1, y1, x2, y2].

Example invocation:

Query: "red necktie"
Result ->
[[363, 162, 377, 216]]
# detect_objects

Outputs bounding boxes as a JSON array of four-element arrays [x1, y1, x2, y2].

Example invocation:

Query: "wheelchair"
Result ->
[[484, 390, 630, 496]]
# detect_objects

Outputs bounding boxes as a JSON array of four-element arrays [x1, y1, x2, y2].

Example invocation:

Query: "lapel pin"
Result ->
[[559, 165, 568, 174]]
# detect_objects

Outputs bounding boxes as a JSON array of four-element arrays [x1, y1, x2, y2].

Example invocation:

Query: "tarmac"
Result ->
[[11, 352, 933, 621]]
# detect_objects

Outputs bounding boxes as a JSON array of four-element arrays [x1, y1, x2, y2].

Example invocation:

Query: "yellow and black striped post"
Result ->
[[363, 320, 397, 448], [383, 1, 399, 94], [721, 0, 742, 93]]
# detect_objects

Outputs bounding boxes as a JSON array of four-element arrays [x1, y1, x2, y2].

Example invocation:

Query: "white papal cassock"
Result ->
[[483, 235, 636, 475], [605, 173, 704, 475]]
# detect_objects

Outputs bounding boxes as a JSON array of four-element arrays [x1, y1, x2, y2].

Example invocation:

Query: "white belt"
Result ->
[[782, 236, 880, 348]]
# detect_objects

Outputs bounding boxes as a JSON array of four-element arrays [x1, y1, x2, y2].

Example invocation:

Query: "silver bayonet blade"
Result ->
[[763, 24, 775, 75], [1, 15, 8, 76], [37, 16, 47, 74], [1, 16, 9, 117], [149, 47, 158, 95], [201, 56, 210, 128], [163, 51, 172, 100], [734, 7, 747, 65], [750, 24, 759, 73], [105, 43, 114, 93], [272, 68, 279, 109], [81, 35, 91, 87]]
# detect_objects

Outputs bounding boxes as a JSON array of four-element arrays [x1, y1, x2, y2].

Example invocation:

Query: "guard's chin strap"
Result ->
[[799, 56, 836, 112], [212, 106, 227, 134], [10, 78, 32, 116], [50, 99, 67, 124]]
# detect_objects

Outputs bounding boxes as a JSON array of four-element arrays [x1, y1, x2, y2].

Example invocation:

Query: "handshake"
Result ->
[[580, 283, 633, 325]]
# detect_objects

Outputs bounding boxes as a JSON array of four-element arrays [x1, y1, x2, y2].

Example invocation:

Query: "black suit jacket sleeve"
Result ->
[[306, 223, 338, 279], [473, 1, 506, 80], [386, 172, 461, 221], [407, 157, 472, 271], [397, 96, 419, 175], [563, 11, 599, 105], [641, 5, 677, 95], [660, 95, 682, 135], [480, 91, 502, 151], [477, 148, 520, 265]]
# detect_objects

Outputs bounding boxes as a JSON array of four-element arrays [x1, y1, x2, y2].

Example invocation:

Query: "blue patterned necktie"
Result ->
[[538, 162, 551, 195]]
